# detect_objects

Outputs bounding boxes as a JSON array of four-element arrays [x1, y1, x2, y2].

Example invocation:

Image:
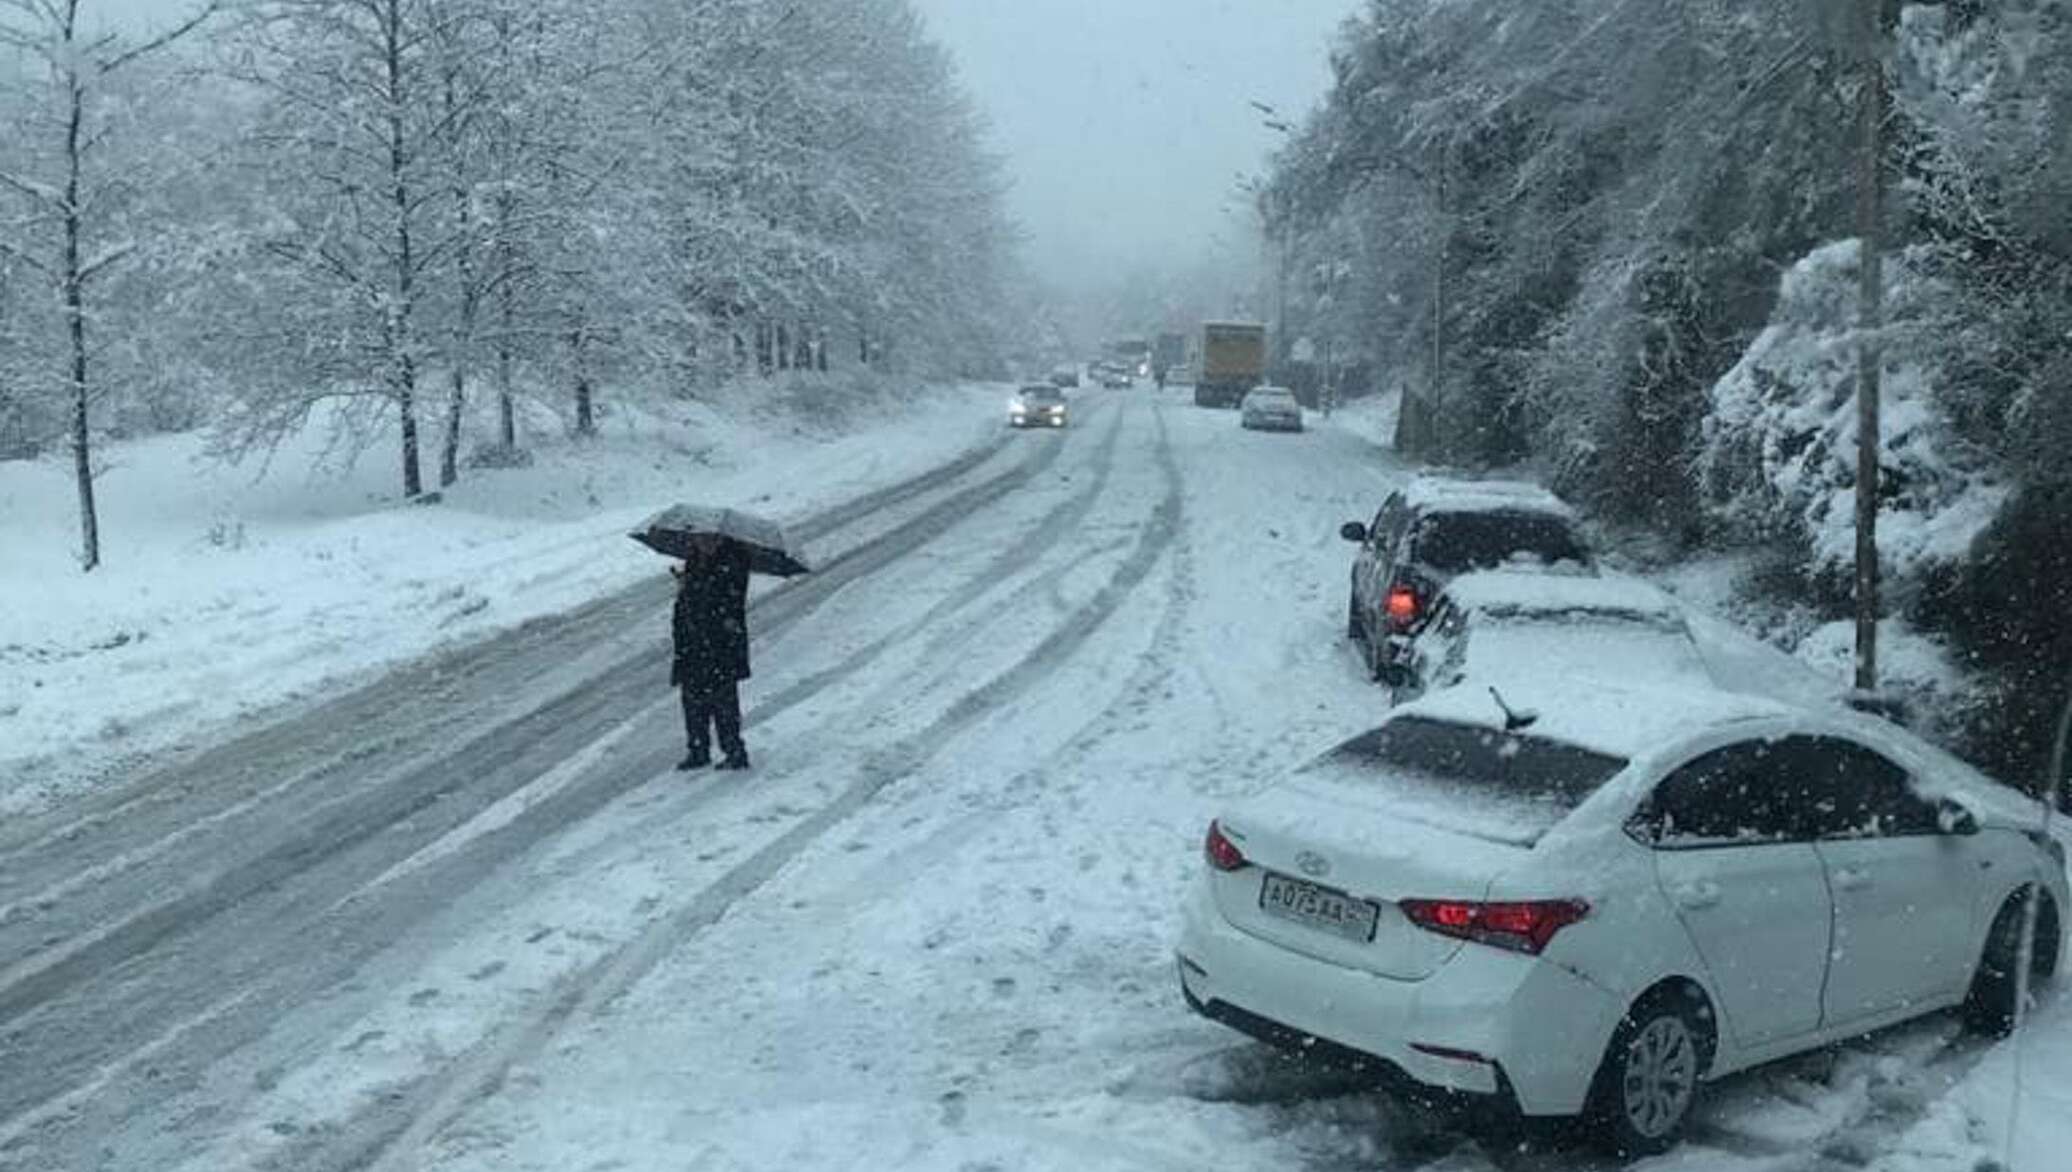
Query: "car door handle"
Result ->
[[1833, 867, 1873, 891], [1673, 881, 1722, 910]]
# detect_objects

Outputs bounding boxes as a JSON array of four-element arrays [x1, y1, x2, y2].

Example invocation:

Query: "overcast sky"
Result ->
[[909, 0, 1361, 294]]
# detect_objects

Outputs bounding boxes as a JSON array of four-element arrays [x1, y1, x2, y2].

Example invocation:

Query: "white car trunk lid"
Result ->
[[1209, 715, 1630, 980], [1214, 776, 1531, 980]]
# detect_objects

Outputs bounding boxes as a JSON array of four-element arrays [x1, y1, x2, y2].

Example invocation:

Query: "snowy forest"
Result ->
[[1258, 0, 2072, 785], [0, 0, 1017, 560]]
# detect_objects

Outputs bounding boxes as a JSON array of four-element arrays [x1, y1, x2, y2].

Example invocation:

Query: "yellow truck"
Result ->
[[1196, 321, 1267, 408]]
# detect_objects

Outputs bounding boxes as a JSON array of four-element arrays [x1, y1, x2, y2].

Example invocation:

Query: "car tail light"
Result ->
[[1204, 820, 1247, 872], [1398, 898, 1589, 955], [1385, 585, 1420, 630]]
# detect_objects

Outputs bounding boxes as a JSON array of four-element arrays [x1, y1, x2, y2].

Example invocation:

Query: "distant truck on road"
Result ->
[[1196, 321, 1267, 408]]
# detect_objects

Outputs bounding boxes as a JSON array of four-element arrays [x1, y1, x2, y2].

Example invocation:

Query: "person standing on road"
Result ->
[[671, 534, 753, 771]]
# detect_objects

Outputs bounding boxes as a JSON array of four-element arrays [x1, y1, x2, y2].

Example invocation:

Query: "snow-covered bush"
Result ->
[[1697, 240, 2006, 592]]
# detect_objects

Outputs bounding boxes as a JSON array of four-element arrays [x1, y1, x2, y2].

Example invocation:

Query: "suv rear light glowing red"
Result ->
[[1398, 898, 1589, 955], [1385, 585, 1420, 629], [1204, 820, 1247, 871]]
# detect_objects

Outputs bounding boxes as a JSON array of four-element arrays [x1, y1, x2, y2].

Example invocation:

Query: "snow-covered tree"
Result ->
[[217, 0, 491, 498], [0, 0, 219, 569]]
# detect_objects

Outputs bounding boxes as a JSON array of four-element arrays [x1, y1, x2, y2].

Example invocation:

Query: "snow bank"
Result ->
[[1870, 972, 2072, 1172], [1321, 388, 1400, 452], [1699, 239, 2006, 580], [0, 378, 996, 816]]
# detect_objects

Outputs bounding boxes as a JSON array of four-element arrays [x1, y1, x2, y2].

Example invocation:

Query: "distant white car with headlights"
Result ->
[[1008, 384, 1069, 428], [1239, 386, 1303, 431], [1177, 684, 2066, 1157]]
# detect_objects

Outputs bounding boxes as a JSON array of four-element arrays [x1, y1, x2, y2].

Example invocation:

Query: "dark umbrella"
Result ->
[[630, 503, 811, 577]]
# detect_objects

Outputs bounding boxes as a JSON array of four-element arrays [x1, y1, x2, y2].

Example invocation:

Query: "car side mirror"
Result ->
[[1936, 797, 1979, 837], [1340, 521, 1368, 543]]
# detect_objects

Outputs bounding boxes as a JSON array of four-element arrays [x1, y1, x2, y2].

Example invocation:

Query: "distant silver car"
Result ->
[[1240, 386, 1303, 431]]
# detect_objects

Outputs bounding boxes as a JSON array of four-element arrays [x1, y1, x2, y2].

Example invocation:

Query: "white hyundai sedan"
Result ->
[[1176, 684, 2066, 1157]]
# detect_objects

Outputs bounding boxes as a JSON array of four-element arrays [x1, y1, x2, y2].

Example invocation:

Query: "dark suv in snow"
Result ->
[[1339, 475, 1594, 683]]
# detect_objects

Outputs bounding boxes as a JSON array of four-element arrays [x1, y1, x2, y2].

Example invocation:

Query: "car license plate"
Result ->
[[1259, 873, 1380, 942]]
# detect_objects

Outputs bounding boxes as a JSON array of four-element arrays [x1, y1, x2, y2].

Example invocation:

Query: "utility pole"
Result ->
[[1852, 0, 1891, 694], [1275, 199, 1291, 379], [1429, 142, 1447, 462]]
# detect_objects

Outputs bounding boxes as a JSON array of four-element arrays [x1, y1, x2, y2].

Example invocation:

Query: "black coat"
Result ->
[[671, 544, 752, 691]]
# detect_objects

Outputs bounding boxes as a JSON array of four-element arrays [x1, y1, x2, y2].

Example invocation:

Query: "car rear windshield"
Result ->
[[1415, 510, 1588, 574], [1323, 716, 1628, 841]]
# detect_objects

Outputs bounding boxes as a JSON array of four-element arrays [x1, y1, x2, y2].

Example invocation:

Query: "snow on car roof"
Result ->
[[1403, 474, 1574, 519], [1444, 569, 1679, 621], [1393, 678, 1788, 761]]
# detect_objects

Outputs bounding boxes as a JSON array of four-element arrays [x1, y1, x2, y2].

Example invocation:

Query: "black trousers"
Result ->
[[680, 680, 745, 760]]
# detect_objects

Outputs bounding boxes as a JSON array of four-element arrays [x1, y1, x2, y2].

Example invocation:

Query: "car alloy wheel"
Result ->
[[1619, 1014, 1697, 1145]]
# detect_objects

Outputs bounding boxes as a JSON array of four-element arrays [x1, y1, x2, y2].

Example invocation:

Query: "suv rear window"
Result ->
[[1319, 716, 1628, 842], [1414, 510, 1588, 574]]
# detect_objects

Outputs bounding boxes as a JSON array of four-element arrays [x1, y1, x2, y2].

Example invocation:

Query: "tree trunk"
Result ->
[[62, 67, 99, 571], [1852, 0, 1889, 693], [384, 0, 423, 499], [440, 367, 464, 487], [439, 72, 475, 490], [497, 276, 516, 449], [571, 326, 594, 435]]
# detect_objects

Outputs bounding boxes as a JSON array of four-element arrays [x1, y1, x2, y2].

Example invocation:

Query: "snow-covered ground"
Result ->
[[1871, 992, 2072, 1172], [4, 385, 2065, 1172], [0, 380, 996, 817]]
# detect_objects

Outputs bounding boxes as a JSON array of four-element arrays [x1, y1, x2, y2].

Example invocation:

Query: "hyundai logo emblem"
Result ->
[[1295, 850, 1330, 878]]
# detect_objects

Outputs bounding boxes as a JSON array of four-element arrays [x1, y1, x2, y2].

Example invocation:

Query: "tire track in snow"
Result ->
[[271, 397, 1185, 1172], [742, 394, 1128, 722], [0, 418, 1067, 1034], [0, 410, 1111, 1163], [332, 406, 1128, 910], [0, 417, 1019, 899]]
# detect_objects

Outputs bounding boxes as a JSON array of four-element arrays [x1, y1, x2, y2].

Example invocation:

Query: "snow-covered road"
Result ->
[[0, 392, 2019, 1172]]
